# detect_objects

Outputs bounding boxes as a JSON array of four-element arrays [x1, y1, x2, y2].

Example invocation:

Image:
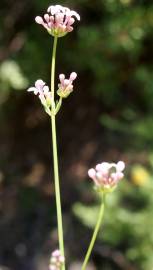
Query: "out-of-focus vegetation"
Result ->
[[74, 165, 153, 270], [0, 0, 153, 270]]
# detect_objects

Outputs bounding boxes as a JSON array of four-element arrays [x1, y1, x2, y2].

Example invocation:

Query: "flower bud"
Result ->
[[27, 79, 52, 115], [57, 72, 77, 98], [49, 249, 65, 270]]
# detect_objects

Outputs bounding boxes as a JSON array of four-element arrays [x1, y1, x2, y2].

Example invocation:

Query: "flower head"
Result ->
[[88, 161, 125, 193], [27, 80, 52, 115], [35, 5, 80, 37], [57, 72, 77, 98], [49, 250, 65, 270]]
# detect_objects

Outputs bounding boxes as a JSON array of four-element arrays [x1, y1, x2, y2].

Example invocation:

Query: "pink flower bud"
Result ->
[[35, 79, 45, 89], [49, 249, 65, 270], [68, 18, 75, 26], [64, 79, 70, 86], [88, 168, 96, 178], [35, 16, 44, 24], [116, 161, 125, 171], [52, 250, 61, 257], [59, 74, 65, 82], [70, 72, 77, 81], [44, 14, 50, 22]]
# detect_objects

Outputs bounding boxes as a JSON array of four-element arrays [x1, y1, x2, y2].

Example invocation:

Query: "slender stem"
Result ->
[[51, 115, 65, 261], [50, 36, 65, 270], [51, 36, 58, 102], [81, 195, 105, 270]]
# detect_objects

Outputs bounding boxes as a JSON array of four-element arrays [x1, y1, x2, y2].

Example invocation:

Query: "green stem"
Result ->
[[51, 115, 65, 262], [51, 36, 65, 270], [55, 97, 62, 115], [81, 195, 105, 270], [51, 36, 58, 102]]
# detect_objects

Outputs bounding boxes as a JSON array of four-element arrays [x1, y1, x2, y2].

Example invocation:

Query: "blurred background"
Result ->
[[0, 0, 153, 269]]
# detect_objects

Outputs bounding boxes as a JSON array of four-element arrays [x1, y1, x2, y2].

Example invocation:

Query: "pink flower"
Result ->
[[49, 249, 65, 270], [57, 72, 77, 98], [88, 161, 125, 193], [27, 80, 52, 113], [35, 5, 80, 37]]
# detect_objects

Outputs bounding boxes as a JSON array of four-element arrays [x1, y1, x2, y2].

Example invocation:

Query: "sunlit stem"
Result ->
[[81, 195, 105, 270], [51, 36, 65, 270]]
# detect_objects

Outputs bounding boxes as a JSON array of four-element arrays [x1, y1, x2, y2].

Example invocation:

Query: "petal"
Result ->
[[64, 79, 70, 86], [67, 18, 75, 26], [95, 164, 102, 171], [88, 168, 96, 179], [59, 74, 65, 83], [100, 162, 110, 172], [67, 26, 73, 32], [52, 250, 61, 257], [44, 14, 50, 22], [47, 6, 51, 13], [70, 10, 80, 21], [43, 85, 49, 94], [49, 266, 56, 270], [70, 72, 77, 81], [35, 16, 44, 24], [35, 79, 45, 89], [59, 256, 65, 263], [55, 13, 64, 24], [27, 87, 38, 95], [116, 172, 124, 180], [116, 161, 125, 172]]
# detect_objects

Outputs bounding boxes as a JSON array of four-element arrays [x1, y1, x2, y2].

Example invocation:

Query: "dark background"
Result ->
[[0, 0, 153, 269]]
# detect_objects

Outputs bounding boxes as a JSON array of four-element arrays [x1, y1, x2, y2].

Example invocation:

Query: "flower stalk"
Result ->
[[81, 195, 106, 270], [50, 36, 65, 270], [51, 36, 58, 102], [26, 5, 126, 270]]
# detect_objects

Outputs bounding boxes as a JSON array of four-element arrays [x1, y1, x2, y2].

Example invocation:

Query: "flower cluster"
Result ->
[[88, 161, 125, 193], [35, 5, 80, 37], [27, 79, 52, 115], [57, 72, 77, 98], [27, 72, 77, 115], [49, 250, 65, 270]]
